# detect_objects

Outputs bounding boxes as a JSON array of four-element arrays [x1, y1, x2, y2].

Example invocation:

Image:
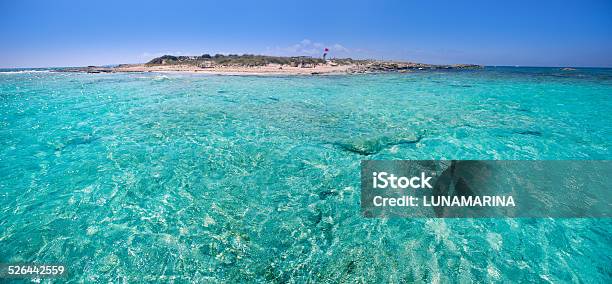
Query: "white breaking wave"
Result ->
[[152, 75, 170, 81], [0, 70, 51, 74]]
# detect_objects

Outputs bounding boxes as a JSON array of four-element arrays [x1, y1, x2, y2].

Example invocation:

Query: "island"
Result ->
[[61, 54, 482, 75]]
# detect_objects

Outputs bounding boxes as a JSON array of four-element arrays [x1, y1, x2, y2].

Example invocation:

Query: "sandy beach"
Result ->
[[112, 62, 361, 75]]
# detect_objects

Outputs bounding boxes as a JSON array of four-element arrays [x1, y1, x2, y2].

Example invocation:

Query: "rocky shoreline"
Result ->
[[58, 54, 482, 75]]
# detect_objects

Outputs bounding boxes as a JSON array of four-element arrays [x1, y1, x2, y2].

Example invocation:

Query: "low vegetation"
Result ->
[[146, 54, 338, 67]]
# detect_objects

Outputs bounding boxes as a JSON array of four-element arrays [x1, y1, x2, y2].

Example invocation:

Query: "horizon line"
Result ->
[[3, 57, 612, 70], [3, 53, 612, 69], [2, 64, 612, 69]]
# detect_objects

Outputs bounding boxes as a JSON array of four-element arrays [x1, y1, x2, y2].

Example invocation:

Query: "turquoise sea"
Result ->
[[1, 67, 611, 282]]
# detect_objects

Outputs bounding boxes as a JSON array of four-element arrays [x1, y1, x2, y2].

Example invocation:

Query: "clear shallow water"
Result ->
[[0, 68, 611, 282]]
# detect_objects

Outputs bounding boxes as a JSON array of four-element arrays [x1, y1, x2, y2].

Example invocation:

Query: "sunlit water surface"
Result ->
[[1, 68, 611, 282]]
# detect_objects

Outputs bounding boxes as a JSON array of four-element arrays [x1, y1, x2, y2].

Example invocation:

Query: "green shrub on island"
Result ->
[[146, 54, 330, 67]]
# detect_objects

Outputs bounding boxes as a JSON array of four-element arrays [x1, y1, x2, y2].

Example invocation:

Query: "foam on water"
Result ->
[[0, 68, 611, 282], [0, 70, 51, 74]]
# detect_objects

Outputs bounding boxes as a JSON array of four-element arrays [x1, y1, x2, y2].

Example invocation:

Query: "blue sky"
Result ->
[[1, 0, 611, 68]]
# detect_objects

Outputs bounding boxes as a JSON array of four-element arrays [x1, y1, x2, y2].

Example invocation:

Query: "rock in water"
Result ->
[[333, 133, 423, 155]]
